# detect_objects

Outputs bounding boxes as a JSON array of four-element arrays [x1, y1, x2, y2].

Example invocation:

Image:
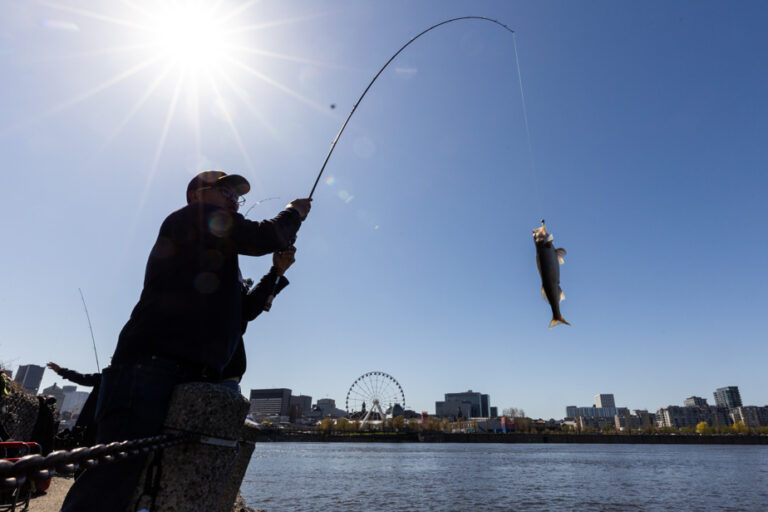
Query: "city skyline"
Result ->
[[2, 1, 767, 419], [25, 360, 764, 421]]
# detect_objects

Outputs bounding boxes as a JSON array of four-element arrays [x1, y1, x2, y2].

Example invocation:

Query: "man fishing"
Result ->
[[46, 361, 100, 447], [61, 170, 311, 512]]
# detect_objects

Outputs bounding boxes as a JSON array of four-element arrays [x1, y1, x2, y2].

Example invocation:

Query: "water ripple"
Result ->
[[242, 443, 768, 511]]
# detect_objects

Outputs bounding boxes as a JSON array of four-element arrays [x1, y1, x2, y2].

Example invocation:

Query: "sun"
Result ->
[[27, 0, 335, 181], [147, 3, 233, 74]]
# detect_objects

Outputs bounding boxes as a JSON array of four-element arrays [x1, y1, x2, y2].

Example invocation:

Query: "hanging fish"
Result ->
[[533, 220, 570, 328]]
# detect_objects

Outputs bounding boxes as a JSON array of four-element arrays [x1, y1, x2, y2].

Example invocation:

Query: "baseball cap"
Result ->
[[186, 170, 251, 204]]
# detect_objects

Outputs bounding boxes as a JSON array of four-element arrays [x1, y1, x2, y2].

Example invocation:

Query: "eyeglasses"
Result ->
[[199, 186, 245, 206]]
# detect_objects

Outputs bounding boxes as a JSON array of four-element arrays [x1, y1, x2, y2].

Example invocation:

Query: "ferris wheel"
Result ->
[[346, 371, 406, 428]]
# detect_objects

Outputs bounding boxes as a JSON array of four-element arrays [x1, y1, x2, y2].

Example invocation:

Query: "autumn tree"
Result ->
[[733, 421, 750, 435], [336, 417, 350, 433], [316, 417, 334, 434]]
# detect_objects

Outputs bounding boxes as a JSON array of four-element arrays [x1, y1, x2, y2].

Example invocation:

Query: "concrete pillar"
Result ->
[[216, 423, 259, 512], [130, 383, 251, 512]]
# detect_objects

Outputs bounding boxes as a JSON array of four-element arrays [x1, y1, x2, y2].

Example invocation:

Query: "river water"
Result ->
[[241, 442, 768, 511]]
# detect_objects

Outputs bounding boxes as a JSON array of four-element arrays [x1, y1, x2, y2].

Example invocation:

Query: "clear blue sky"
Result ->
[[2, 0, 766, 419]]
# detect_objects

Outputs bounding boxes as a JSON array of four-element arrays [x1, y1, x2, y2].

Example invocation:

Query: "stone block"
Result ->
[[130, 383, 252, 512]]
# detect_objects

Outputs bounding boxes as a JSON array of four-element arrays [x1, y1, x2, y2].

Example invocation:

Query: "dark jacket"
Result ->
[[221, 267, 289, 380], [56, 367, 100, 436], [57, 368, 100, 387], [112, 202, 301, 376]]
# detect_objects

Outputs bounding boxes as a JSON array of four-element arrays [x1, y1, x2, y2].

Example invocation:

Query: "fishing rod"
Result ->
[[308, 16, 515, 198], [78, 288, 101, 372]]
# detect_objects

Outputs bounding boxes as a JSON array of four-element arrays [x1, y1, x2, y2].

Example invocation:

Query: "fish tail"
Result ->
[[548, 317, 571, 329]]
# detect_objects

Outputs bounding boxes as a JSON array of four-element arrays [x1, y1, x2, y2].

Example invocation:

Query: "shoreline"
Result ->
[[255, 431, 768, 445]]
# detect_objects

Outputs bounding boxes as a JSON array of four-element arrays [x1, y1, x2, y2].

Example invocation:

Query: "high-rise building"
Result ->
[[594, 394, 616, 408], [656, 405, 732, 429], [439, 390, 491, 418], [435, 400, 472, 420], [289, 395, 312, 417], [249, 388, 292, 418], [684, 396, 709, 408], [14, 364, 45, 395], [730, 406, 768, 428], [713, 386, 742, 409]]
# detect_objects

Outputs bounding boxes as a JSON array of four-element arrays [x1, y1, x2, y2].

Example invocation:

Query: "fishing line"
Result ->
[[512, 32, 541, 208], [78, 288, 101, 372], [308, 16, 516, 198], [243, 196, 280, 218]]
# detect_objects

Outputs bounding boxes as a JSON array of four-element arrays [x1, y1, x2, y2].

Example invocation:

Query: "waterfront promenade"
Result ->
[[27, 477, 263, 512], [28, 476, 72, 511]]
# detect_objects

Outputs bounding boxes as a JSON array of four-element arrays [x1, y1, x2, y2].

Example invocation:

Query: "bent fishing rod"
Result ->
[[308, 16, 515, 199]]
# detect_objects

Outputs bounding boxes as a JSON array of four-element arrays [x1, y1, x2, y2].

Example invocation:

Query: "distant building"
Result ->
[[615, 409, 656, 431], [714, 386, 742, 409], [61, 388, 89, 416], [684, 396, 709, 408], [490, 407, 498, 418], [633, 410, 657, 429], [575, 415, 616, 430], [435, 400, 472, 420], [41, 383, 66, 410], [594, 394, 616, 409], [289, 395, 312, 418], [656, 405, 732, 429], [315, 398, 335, 416], [314, 398, 346, 419], [436, 390, 491, 418], [567, 394, 620, 420], [730, 406, 768, 428], [14, 364, 45, 395], [566, 406, 618, 419], [249, 388, 292, 418]]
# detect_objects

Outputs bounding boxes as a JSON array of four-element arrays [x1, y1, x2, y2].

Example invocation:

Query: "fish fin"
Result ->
[[548, 317, 571, 329], [541, 287, 548, 302], [559, 288, 566, 302], [556, 248, 566, 264]]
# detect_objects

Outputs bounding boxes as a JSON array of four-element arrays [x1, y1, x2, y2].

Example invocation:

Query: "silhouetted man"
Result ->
[[62, 170, 311, 512]]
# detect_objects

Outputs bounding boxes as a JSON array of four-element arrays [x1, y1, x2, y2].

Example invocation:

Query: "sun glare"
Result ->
[[32, 0, 334, 179], [149, 4, 232, 73]]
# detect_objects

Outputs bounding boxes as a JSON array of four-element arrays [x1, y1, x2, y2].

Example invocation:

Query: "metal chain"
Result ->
[[0, 433, 193, 490]]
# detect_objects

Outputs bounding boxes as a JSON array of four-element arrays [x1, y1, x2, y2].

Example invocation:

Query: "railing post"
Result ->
[[130, 383, 250, 512]]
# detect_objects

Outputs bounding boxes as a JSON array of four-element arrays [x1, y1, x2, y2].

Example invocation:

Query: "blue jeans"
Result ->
[[60, 360, 200, 512]]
